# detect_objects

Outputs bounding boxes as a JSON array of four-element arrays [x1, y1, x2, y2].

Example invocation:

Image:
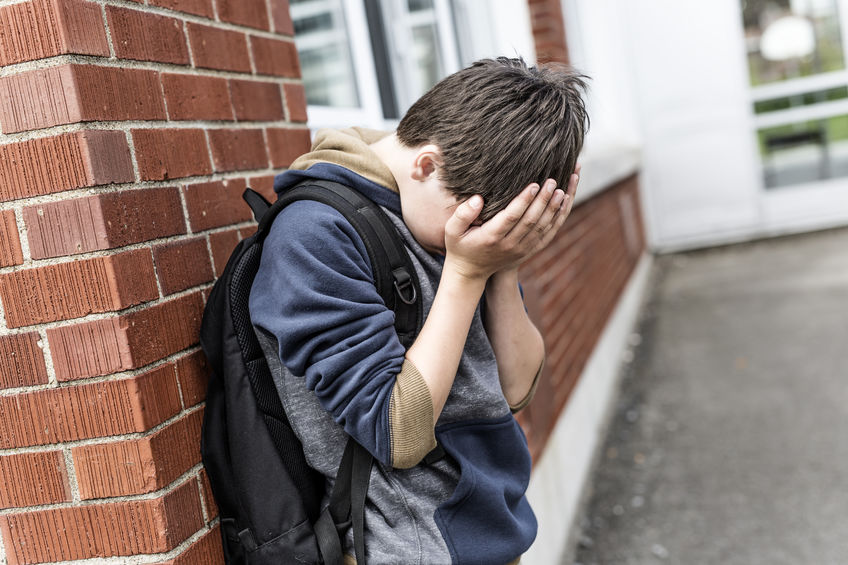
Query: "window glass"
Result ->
[[757, 114, 848, 188], [741, 0, 845, 86], [742, 0, 848, 188], [291, 0, 360, 107], [407, 0, 434, 12], [410, 24, 443, 96]]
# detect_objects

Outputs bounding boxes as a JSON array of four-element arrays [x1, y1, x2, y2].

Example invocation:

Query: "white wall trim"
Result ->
[[574, 142, 641, 206], [523, 252, 654, 565]]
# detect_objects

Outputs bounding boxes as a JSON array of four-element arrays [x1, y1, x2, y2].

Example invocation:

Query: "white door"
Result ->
[[622, 0, 848, 250]]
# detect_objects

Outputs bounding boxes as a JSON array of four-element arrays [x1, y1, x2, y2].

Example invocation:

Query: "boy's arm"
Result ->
[[483, 169, 580, 411], [483, 270, 545, 411], [405, 174, 575, 423]]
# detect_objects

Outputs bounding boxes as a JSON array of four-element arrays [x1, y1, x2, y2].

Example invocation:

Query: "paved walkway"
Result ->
[[569, 227, 848, 565]]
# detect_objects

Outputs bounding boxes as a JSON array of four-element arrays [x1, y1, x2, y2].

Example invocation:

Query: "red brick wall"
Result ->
[[0, 0, 308, 563], [527, 0, 571, 64], [519, 175, 645, 461]]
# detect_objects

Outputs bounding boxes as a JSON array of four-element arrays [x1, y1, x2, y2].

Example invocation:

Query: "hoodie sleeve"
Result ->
[[249, 200, 435, 468]]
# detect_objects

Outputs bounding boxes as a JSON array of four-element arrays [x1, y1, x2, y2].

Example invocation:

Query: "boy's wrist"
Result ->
[[487, 268, 520, 287], [441, 258, 490, 292]]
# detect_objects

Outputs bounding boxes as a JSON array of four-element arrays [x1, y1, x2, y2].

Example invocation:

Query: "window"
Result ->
[[741, 0, 848, 188], [290, 0, 463, 129]]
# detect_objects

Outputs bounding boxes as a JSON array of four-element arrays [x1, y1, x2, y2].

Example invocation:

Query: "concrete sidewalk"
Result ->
[[569, 227, 848, 565]]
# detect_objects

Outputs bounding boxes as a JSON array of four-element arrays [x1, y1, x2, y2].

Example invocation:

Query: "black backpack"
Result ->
[[199, 179, 422, 565]]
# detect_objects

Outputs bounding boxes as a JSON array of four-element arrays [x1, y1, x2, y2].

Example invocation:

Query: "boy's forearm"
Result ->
[[404, 263, 488, 424], [484, 269, 545, 409]]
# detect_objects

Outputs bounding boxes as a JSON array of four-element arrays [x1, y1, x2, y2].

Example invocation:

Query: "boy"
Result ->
[[249, 57, 588, 564]]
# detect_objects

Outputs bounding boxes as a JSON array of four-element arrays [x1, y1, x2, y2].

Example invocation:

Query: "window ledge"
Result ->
[[574, 141, 642, 205]]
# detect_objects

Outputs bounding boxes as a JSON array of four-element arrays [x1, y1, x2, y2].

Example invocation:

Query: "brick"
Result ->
[[133, 128, 212, 181], [283, 83, 308, 122], [0, 65, 165, 134], [73, 409, 203, 498], [0, 130, 134, 202], [248, 174, 276, 202], [198, 469, 218, 521], [175, 349, 210, 407], [156, 525, 224, 565], [270, 0, 294, 35], [0, 451, 70, 509], [250, 35, 300, 77], [230, 79, 284, 121], [24, 187, 186, 259], [216, 0, 269, 30], [0, 365, 181, 448], [266, 127, 311, 168], [208, 228, 241, 277], [148, 0, 213, 18], [107, 6, 189, 65], [0, 333, 48, 389], [0, 479, 203, 563], [0, 0, 109, 66], [528, 0, 569, 64], [0, 248, 158, 328], [187, 22, 250, 73], [183, 179, 251, 232], [163, 74, 234, 121], [47, 291, 204, 381], [153, 236, 214, 295], [207, 128, 268, 172], [0, 209, 22, 266]]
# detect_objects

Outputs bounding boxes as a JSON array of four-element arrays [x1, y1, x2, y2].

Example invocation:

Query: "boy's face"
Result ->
[[400, 177, 462, 256]]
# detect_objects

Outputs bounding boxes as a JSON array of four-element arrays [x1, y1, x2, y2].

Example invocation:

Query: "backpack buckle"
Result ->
[[392, 268, 417, 305]]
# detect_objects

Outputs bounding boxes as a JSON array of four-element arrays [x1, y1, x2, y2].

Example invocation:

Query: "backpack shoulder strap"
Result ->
[[250, 179, 422, 347], [243, 179, 422, 565]]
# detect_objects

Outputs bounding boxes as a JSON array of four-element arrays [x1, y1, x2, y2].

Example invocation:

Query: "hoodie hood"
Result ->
[[274, 127, 399, 197]]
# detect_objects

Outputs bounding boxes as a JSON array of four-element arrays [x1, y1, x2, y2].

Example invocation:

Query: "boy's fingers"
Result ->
[[535, 202, 569, 251], [520, 185, 563, 244], [488, 183, 539, 238], [446, 195, 484, 235], [508, 179, 557, 240], [565, 171, 579, 200]]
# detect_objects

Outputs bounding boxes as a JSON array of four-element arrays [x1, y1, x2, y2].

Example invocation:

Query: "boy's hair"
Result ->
[[397, 57, 589, 222]]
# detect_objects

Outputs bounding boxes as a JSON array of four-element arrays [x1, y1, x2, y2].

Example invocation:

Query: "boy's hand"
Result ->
[[444, 165, 580, 280]]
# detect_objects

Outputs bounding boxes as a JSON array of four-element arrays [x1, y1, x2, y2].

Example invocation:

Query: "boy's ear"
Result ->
[[410, 144, 442, 182]]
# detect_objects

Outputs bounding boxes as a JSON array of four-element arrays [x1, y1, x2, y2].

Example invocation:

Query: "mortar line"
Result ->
[[0, 52, 299, 82], [183, 20, 196, 67], [99, 3, 117, 59], [124, 129, 142, 183], [0, 465, 205, 516], [0, 116, 299, 146], [0, 325, 209, 397], [0, 222, 256, 277], [62, 447, 82, 503], [0, 404, 205, 459], [37, 328, 58, 386], [12, 206, 31, 263]]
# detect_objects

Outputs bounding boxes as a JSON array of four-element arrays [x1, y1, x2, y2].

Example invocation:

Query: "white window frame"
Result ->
[[743, 0, 848, 184], [297, 0, 463, 130], [293, 0, 385, 129]]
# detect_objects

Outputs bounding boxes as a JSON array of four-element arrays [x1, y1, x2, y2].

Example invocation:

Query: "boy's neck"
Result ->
[[369, 132, 415, 194]]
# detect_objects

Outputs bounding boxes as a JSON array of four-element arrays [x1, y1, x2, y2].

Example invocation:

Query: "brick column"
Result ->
[[0, 0, 308, 563], [527, 0, 570, 64]]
